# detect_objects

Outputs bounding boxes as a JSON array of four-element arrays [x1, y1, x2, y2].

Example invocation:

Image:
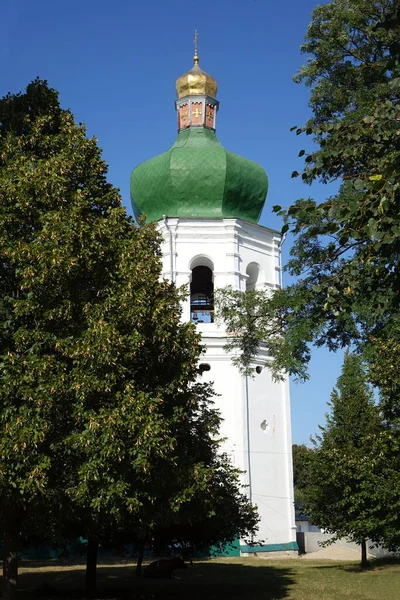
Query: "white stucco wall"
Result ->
[[157, 217, 297, 552]]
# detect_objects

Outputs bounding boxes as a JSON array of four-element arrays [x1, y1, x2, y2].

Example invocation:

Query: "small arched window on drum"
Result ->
[[246, 262, 263, 291]]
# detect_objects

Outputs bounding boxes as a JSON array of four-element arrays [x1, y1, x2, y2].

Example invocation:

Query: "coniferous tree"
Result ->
[[301, 353, 399, 565]]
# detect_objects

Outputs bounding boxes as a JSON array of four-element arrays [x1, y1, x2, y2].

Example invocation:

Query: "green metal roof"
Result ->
[[130, 128, 268, 224]]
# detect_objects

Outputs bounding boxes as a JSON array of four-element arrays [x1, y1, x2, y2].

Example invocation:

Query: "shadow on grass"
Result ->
[[18, 559, 296, 600], [311, 556, 400, 573]]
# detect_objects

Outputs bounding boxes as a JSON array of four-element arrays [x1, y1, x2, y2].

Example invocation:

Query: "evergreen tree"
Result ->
[[301, 353, 396, 565]]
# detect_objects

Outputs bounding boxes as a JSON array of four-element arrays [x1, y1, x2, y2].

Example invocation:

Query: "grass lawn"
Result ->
[[15, 556, 400, 600]]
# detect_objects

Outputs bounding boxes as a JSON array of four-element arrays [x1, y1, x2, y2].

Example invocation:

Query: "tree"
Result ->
[[217, 0, 400, 558], [0, 79, 93, 599], [149, 450, 259, 562], [69, 377, 258, 590], [364, 320, 400, 423], [0, 79, 258, 599], [0, 79, 158, 597], [216, 1, 400, 390], [301, 352, 391, 566], [292, 444, 314, 507]]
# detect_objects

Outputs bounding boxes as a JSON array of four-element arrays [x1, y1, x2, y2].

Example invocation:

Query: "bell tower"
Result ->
[[130, 37, 297, 556]]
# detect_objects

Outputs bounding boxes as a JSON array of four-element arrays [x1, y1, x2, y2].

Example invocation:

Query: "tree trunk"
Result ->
[[3, 509, 19, 600], [361, 538, 368, 567], [85, 538, 98, 598], [136, 540, 145, 577]]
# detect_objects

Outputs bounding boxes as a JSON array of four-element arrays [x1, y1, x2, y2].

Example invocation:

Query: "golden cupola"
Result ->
[[174, 32, 219, 132], [176, 54, 218, 99]]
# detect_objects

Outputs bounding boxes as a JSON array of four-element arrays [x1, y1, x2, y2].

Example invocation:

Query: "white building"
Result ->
[[130, 48, 297, 555]]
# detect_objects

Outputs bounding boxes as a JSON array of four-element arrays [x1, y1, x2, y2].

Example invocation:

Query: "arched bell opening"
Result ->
[[190, 264, 214, 324]]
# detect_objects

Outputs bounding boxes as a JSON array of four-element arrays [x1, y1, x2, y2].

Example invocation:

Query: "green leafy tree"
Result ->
[[70, 377, 258, 590], [0, 79, 258, 599], [216, 0, 400, 560], [148, 452, 259, 563], [216, 0, 400, 567], [292, 444, 314, 507], [216, 1, 400, 390], [0, 79, 96, 600], [301, 352, 400, 565], [364, 321, 400, 424]]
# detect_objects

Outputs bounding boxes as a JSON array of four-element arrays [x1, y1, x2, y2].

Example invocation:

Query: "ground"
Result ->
[[14, 556, 400, 600]]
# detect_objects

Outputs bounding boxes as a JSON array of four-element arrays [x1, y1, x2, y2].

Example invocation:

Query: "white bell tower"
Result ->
[[158, 217, 297, 555], [130, 42, 297, 555]]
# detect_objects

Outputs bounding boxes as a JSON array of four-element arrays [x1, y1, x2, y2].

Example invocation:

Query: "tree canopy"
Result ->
[[291, 444, 314, 507], [300, 352, 400, 563], [215, 0, 400, 566], [0, 79, 258, 600], [216, 1, 400, 392]]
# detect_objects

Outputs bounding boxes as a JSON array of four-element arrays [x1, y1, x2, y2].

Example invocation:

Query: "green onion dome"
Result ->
[[130, 127, 268, 224]]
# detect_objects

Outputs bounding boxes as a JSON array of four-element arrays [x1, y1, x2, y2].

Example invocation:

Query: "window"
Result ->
[[190, 265, 214, 323], [246, 262, 263, 291]]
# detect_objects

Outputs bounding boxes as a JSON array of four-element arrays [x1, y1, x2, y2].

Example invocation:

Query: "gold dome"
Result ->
[[176, 56, 218, 100]]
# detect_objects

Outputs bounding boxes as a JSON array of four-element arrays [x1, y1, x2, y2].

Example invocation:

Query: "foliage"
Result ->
[[301, 352, 400, 555], [0, 78, 177, 598], [150, 452, 259, 559], [216, 0, 400, 563], [215, 287, 292, 377], [291, 444, 314, 506], [216, 1, 400, 388], [0, 79, 258, 597], [364, 318, 400, 423]]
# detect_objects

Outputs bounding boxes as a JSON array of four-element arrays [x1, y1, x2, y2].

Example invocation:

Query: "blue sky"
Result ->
[[2, 0, 344, 444]]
